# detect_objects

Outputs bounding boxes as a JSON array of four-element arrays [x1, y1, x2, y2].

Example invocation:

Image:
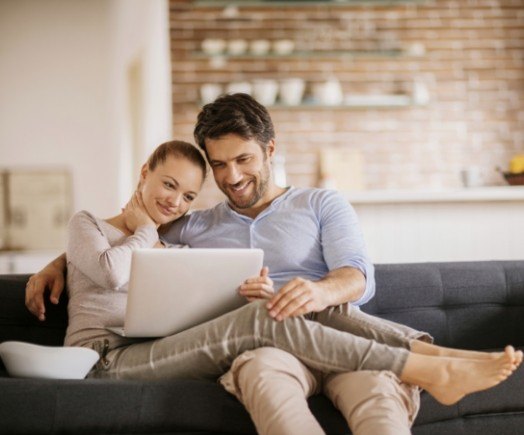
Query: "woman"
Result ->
[[64, 140, 519, 411], [64, 140, 206, 354]]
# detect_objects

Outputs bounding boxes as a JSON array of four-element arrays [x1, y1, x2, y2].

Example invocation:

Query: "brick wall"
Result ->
[[169, 0, 524, 209]]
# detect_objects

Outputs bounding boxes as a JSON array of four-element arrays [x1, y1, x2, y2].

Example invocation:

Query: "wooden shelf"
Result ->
[[193, 0, 427, 7], [192, 49, 419, 59], [197, 96, 427, 109], [269, 98, 423, 109]]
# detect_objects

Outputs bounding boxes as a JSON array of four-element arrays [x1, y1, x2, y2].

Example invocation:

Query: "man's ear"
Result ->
[[266, 139, 276, 160]]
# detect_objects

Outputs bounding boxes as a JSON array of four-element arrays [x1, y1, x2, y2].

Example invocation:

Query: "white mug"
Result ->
[[227, 39, 248, 56], [201, 39, 226, 55], [313, 79, 343, 105], [460, 168, 483, 188], [279, 78, 305, 106], [250, 39, 271, 55], [252, 79, 279, 106], [226, 81, 252, 95], [200, 83, 223, 104], [273, 39, 295, 55]]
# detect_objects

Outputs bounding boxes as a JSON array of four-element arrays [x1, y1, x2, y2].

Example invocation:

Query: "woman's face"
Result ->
[[139, 155, 204, 225]]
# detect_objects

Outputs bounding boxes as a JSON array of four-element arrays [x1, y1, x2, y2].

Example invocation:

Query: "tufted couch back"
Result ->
[[363, 261, 524, 350], [1, 260, 524, 351]]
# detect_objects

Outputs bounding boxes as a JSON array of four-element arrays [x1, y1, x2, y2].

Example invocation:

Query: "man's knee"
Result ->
[[324, 370, 420, 426], [223, 347, 320, 400], [238, 347, 312, 381]]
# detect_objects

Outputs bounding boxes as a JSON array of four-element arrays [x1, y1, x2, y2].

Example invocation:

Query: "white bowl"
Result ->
[[0, 341, 99, 379], [227, 39, 248, 55], [273, 39, 295, 55], [250, 39, 271, 56], [201, 39, 226, 55]]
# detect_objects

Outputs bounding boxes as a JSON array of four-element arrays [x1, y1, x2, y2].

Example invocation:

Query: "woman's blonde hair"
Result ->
[[147, 140, 207, 180]]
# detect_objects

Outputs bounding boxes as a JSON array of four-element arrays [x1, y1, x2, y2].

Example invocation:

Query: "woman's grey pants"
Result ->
[[89, 299, 431, 380]]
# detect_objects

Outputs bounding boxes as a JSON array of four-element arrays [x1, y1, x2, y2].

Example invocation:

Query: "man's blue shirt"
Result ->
[[162, 187, 375, 306]]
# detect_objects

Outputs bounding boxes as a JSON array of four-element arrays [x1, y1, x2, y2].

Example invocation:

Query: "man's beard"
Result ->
[[224, 166, 270, 210]]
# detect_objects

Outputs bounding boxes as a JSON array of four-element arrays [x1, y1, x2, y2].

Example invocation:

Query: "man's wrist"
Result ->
[[313, 281, 334, 307], [49, 254, 66, 272]]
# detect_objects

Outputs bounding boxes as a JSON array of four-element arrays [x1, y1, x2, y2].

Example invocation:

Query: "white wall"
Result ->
[[0, 0, 172, 218]]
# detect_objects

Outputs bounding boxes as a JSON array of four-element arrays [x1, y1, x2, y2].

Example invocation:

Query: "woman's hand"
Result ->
[[123, 191, 156, 233], [238, 267, 275, 302]]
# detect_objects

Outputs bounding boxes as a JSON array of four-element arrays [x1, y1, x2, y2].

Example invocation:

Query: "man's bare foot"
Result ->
[[401, 346, 517, 406], [410, 340, 523, 367]]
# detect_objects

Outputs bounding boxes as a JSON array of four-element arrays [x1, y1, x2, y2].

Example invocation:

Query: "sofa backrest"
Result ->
[[1, 260, 523, 353], [363, 261, 524, 350]]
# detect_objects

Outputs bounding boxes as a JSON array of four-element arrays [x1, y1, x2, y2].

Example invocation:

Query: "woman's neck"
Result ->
[[105, 214, 133, 236]]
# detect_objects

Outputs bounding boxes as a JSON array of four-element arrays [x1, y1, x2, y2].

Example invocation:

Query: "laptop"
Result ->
[[106, 248, 264, 337]]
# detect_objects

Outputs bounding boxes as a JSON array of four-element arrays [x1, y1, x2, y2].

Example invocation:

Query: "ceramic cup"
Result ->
[[273, 39, 295, 55], [226, 81, 252, 95], [252, 79, 279, 106], [200, 83, 223, 104], [227, 39, 248, 56], [460, 168, 483, 188], [250, 39, 271, 56], [313, 79, 343, 105], [201, 39, 226, 55], [279, 78, 305, 106]]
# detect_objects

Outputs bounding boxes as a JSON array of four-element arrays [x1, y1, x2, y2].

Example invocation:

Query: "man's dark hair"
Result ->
[[193, 93, 275, 156]]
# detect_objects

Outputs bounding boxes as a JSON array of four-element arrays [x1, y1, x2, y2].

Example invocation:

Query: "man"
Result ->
[[26, 93, 420, 434]]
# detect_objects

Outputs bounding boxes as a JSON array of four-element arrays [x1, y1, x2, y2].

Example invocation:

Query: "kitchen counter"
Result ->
[[343, 187, 524, 263], [344, 186, 524, 204]]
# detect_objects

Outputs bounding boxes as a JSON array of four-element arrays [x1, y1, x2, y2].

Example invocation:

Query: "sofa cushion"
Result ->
[[0, 274, 67, 346], [0, 377, 349, 435], [1, 365, 522, 435]]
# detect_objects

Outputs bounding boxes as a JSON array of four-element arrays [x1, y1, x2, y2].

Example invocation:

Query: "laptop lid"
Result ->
[[117, 248, 264, 337]]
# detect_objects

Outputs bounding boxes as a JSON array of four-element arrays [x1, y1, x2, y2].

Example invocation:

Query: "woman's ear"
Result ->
[[139, 163, 148, 190]]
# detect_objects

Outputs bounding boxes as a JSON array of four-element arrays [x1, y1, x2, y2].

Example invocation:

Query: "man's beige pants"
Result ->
[[220, 347, 420, 435]]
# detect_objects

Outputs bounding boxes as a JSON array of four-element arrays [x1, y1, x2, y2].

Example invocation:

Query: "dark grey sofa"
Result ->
[[1, 261, 523, 435]]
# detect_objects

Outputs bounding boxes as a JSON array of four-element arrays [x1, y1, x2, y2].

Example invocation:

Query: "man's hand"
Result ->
[[239, 267, 275, 302], [25, 254, 66, 321], [266, 278, 330, 321], [267, 267, 367, 321]]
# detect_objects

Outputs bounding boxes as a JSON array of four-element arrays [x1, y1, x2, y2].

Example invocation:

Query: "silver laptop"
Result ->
[[106, 248, 264, 337]]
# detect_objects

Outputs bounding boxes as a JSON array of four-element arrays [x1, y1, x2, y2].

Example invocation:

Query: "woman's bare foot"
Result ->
[[401, 346, 517, 406], [410, 340, 523, 368]]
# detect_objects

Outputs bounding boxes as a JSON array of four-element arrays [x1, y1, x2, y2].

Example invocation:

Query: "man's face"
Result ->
[[205, 134, 274, 211]]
